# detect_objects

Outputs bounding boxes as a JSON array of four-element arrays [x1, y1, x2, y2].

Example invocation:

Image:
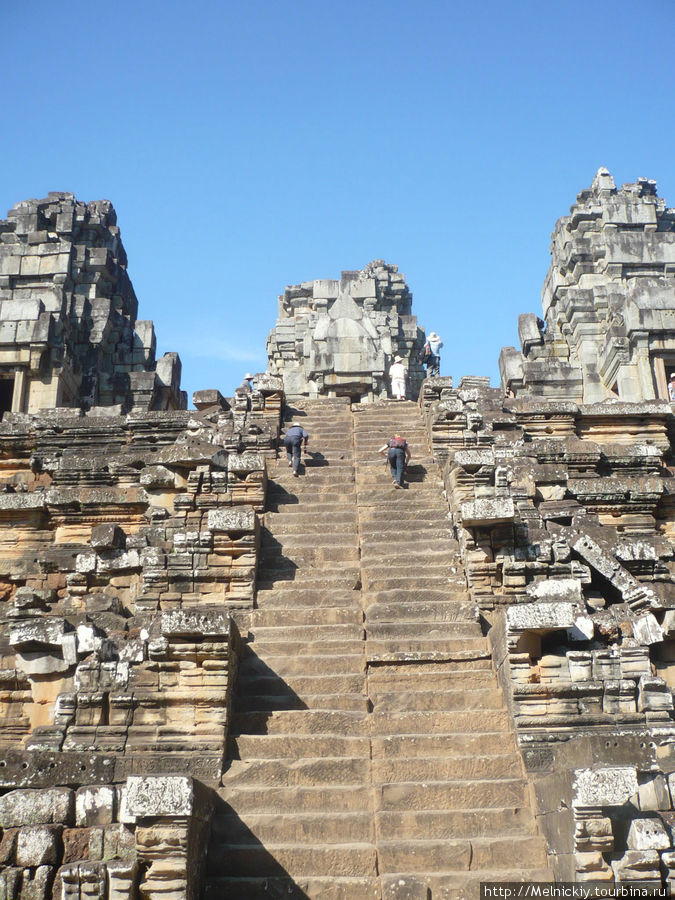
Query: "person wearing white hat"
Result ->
[[234, 373, 255, 410], [389, 355, 407, 401], [668, 373, 675, 401], [426, 332, 443, 376]]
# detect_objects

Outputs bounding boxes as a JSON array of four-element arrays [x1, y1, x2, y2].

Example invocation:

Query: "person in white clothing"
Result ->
[[426, 332, 443, 376], [389, 356, 407, 400]]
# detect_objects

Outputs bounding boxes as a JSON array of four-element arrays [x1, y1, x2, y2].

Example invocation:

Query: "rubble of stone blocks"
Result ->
[[0, 379, 285, 896], [0, 775, 213, 899], [0, 193, 186, 414], [266, 260, 427, 401], [422, 375, 675, 885], [499, 169, 675, 403]]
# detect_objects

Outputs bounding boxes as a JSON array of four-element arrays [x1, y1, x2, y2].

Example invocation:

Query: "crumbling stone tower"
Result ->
[[500, 168, 675, 402], [0, 193, 185, 414], [266, 260, 426, 401]]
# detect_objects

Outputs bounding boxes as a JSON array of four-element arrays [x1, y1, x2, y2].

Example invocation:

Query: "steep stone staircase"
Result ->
[[206, 399, 551, 898]]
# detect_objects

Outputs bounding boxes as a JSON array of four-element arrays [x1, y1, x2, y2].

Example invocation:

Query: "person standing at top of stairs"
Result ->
[[283, 422, 309, 477], [426, 332, 443, 376]]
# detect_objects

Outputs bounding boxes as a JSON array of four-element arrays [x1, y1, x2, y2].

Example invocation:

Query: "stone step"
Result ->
[[231, 709, 368, 736], [359, 532, 453, 548], [260, 547, 360, 565], [267, 482, 357, 496], [213, 811, 374, 844], [371, 687, 504, 713], [375, 806, 537, 840], [362, 575, 463, 593], [366, 622, 482, 642], [228, 734, 371, 760], [376, 778, 531, 811], [356, 474, 441, 488], [265, 501, 357, 516], [372, 732, 516, 758], [372, 753, 523, 782], [207, 841, 378, 877], [361, 544, 464, 568], [263, 537, 358, 552], [251, 624, 364, 643], [360, 561, 463, 579], [204, 875, 379, 900], [370, 709, 509, 734], [256, 590, 360, 610], [367, 668, 496, 692], [365, 637, 487, 657], [274, 472, 356, 486], [365, 600, 476, 624], [266, 518, 359, 534], [251, 607, 363, 628], [256, 574, 361, 591], [218, 784, 373, 813], [248, 638, 366, 656], [223, 756, 370, 787], [238, 672, 365, 696], [358, 489, 443, 503], [235, 691, 369, 713], [363, 588, 469, 605], [240, 653, 365, 677], [377, 834, 548, 872], [254, 590, 362, 609], [256, 569, 361, 586], [357, 515, 451, 532]]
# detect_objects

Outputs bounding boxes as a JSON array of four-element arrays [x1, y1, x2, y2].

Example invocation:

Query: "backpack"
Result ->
[[418, 342, 432, 364], [389, 437, 406, 450]]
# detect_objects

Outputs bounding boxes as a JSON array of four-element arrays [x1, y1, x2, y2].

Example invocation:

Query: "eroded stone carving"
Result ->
[[266, 261, 425, 401]]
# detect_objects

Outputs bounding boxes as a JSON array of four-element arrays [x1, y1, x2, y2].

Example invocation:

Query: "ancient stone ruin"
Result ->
[[0, 193, 185, 415], [1, 172, 675, 898], [266, 260, 426, 402], [500, 168, 675, 403]]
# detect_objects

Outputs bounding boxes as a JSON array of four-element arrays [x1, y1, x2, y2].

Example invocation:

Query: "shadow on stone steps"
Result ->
[[206, 792, 312, 897]]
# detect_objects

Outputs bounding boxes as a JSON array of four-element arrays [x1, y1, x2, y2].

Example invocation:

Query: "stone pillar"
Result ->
[[122, 776, 214, 900], [11, 368, 26, 413]]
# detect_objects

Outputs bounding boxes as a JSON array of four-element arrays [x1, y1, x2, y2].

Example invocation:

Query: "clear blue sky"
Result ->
[[2, 1, 674, 404]]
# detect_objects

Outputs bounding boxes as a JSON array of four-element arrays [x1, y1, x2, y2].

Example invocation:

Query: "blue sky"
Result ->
[[2, 0, 674, 404]]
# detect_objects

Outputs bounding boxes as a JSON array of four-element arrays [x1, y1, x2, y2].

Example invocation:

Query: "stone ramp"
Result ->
[[205, 399, 551, 897]]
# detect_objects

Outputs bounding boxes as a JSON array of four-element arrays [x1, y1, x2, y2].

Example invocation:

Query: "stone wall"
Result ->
[[499, 169, 675, 403], [422, 376, 675, 883], [0, 194, 185, 415], [266, 260, 426, 401], [0, 375, 284, 899]]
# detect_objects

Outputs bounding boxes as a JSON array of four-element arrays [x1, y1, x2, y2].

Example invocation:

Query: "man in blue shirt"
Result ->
[[426, 332, 443, 376], [283, 422, 309, 477]]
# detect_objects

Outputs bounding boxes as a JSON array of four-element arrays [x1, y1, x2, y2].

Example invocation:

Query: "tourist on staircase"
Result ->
[[388, 355, 407, 400], [283, 421, 309, 477], [378, 433, 411, 489], [235, 373, 255, 410], [426, 331, 443, 376]]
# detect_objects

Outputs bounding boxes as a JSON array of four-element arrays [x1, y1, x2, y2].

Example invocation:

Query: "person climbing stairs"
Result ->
[[205, 398, 552, 898]]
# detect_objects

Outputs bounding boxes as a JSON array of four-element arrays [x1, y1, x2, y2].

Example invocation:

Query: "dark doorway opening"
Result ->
[[0, 379, 14, 420]]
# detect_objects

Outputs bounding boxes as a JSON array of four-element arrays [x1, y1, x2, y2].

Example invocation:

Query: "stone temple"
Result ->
[[266, 259, 426, 402], [0, 171, 675, 897]]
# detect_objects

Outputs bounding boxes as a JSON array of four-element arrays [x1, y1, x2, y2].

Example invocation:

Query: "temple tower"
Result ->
[[0, 193, 185, 415], [500, 169, 675, 402], [266, 260, 426, 401]]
